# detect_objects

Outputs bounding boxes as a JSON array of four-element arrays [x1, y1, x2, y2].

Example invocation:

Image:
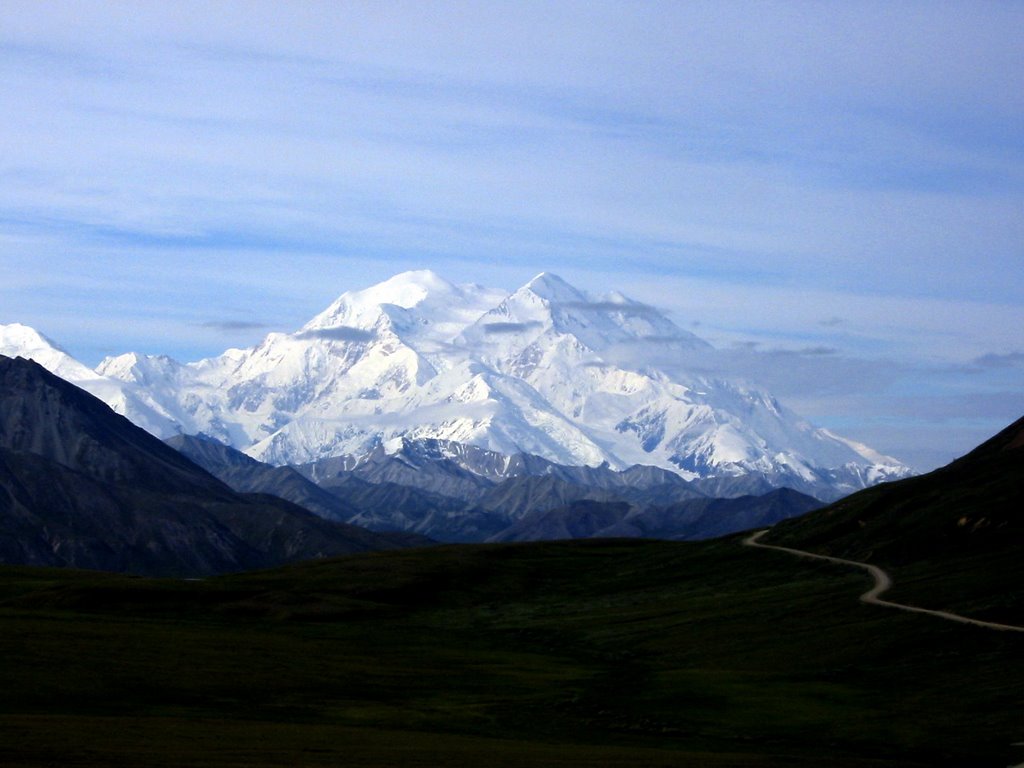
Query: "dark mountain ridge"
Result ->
[[1, 354, 230, 497], [491, 488, 822, 543], [172, 432, 821, 543], [165, 434, 364, 523], [767, 414, 1024, 561], [0, 355, 423, 576]]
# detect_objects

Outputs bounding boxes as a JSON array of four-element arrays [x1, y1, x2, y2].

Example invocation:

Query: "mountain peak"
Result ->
[[1, 321, 62, 353], [301, 272, 506, 350], [96, 351, 184, 386], [342, 269, 459, 310], [369, 269, 456, 303], [303, 270, 465, 332], [0, 322, 101, 382], [522, 272, 586, 303]]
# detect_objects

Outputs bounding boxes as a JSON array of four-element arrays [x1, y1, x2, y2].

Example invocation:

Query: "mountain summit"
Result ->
[[1, 271, 909, 498]]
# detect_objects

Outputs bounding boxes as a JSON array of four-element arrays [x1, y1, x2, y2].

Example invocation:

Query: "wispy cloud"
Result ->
[[639, 335, 700, 345], [554, 300, 662, 317], [788, 346, 838, 357], [972, 351, 1024, 369], [295, 326, 375, 343], [199, 320, 270, 333], [482, 321, 542, 335]]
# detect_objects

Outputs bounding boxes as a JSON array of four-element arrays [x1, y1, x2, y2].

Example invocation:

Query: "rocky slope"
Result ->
[[0, 355, 424, 576], [173, 432, 822, 544]]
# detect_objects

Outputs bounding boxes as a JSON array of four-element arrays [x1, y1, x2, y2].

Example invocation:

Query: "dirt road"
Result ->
[[743, 529, 1024, 633]]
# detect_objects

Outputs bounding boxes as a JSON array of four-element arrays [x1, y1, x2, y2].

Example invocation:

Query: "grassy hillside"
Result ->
[[2, 536, 1022, 767], [765, 415, 1024, 623]]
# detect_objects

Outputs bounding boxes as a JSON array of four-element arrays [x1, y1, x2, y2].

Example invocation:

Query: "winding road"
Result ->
[[743, 529, 1024, 633]]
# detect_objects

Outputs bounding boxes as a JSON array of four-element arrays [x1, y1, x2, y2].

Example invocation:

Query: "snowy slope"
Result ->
[[5, 271, 910, 495], [0, 323, 179, 437], [1, 323, 103, 383]]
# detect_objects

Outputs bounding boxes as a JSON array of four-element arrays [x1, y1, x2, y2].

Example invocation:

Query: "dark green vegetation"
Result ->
[[767, 415, 1024, 625], [2, 536, 1022, 767]]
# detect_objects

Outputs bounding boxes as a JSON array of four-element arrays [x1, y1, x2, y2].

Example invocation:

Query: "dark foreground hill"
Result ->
[[1, 535, 1021, 767], [1, 409, 1022, 765], [0, 355, 423, 576], [765, 414, 1024, 623]]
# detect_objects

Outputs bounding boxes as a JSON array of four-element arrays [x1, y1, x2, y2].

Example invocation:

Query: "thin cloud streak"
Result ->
[[482, 322, 543, 335], [295, 327, 376, 343], [199, 320, 270, 333], [554, 301, 663, 317], [972, 351, 1024, 369]]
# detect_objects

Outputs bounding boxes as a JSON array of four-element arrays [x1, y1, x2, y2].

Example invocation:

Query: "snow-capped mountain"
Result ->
[[1, 271, 910, 497]]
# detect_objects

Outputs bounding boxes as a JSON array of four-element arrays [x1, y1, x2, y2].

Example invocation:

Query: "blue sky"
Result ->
[[1, 1, 1022, 470]]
